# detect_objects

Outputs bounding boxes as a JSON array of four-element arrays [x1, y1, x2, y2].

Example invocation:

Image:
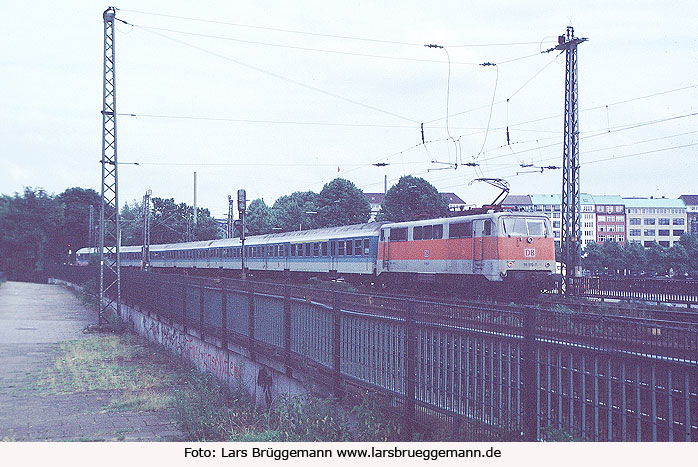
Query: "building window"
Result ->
[[673, 230, 684, 237], [644, 240, 654, 247], [598, 215, 606, 222], [644, 229, 655, 236], [629, 218, 641, 225], [658, 218, 670, 225], [598, 235, 605, 242], [599, 225, 605, 232], [673, 218, 685, 225], [629, 229, 641, 236], [554, 230, 560, 238], [658, 230, 670, 236], [553, 221, 560, 228], [617, 235, 624, 242], [644, 218, 655, 225], [659, 241, 670, 247], [618, 225, 624, 232]]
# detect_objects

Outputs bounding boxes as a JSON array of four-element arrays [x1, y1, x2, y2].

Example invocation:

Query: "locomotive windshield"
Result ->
[[502, 216, 549, 237]]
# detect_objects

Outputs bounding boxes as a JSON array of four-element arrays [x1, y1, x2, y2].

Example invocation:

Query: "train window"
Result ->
[[413, 226, 423, 240], [296, 244, 302, 257], [338, 240, 345, 256], [354, 239, 362, 255], [527, 219, 547, 237], [330, 241, 336, 256], [380, 230, 385, 242], [291, 244, 296, 256], [449, 221, 472, 239], [313, 243, 319, 257], [363, 238, 370, 255], [390, 227, 408, 242], [433, 224, 443, 239], [423, 225, 433, 240], [305, 243, 311, 256], [484, 220, 492, 236], [322, 242, 328, 256]]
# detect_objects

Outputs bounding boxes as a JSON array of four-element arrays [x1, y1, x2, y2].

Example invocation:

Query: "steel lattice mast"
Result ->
[[545, 27, 587, 294], [141, 190, 152, 271], [99, 6, 121, 323]]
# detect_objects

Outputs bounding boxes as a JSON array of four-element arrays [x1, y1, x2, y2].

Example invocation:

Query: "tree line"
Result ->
[[0, 176, 449, 279], [581, 235, 698, 277]]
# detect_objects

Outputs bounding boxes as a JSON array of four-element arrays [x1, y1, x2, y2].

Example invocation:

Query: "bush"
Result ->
[[268, 394, 351, 442], [350, 393, 404, 441]]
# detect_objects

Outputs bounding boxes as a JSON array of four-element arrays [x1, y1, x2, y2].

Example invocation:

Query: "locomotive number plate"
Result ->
[[524, 248, 536, 258]]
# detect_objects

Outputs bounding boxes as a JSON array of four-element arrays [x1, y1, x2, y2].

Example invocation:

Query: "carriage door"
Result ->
[[472, 220, 485, 272], [381, 228, 390, 270]]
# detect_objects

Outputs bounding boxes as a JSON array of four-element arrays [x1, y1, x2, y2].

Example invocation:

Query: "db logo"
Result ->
[[524, 249, 536, 258], [424, 249, 430, 258]]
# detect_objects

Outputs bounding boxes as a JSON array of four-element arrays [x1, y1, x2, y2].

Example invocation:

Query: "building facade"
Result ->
[[591, 195, 626, 246], [679, 195, 698, 236], [623, 198, 687, 247]]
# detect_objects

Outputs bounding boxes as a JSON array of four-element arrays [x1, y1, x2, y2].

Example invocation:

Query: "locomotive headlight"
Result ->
[[527, 236, 533, 244], [507, 261, 514, 268]]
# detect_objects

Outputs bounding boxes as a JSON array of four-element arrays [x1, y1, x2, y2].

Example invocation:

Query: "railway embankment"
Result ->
[[0, 281, 184, 441]]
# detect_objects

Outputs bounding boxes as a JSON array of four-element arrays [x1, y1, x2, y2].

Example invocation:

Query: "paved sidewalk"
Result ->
[[0, 281, 184, 441]]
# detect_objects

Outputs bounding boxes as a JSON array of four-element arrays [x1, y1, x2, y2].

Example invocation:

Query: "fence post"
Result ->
[[168, 278, 174, 326], [404, 300, 416, 440], [284, 285, 292, 376], [332, 291, 342, 399], [182, 281, 187, 333], [221, 280, 228, 349], [248, 282, 255, 361], [522, 308, 538, 441], [199, 277, 205, 338]]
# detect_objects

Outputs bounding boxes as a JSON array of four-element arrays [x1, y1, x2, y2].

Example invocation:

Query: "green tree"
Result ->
[[149, 197, 219, 244], [120, 199, 143, 246], [272, 191, 319, 232], [0, 188, 64, 279], [678, 233, 698, 272], [665, 244, 689, 275], [245, 198, 277, 235], [376, 175, 449, 222], [621, 241, 647, 274], [601, 240, 624, 274], [53, 187, 101, 260], [645, 242, 668, 275], [316, 178, 370, 227], [582, 241, 603, 274]]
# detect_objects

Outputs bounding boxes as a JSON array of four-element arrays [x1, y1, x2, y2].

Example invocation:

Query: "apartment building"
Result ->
[[679, 195, 698, 236], [592, 195, 626, 245], [624, 197, 687, 247]]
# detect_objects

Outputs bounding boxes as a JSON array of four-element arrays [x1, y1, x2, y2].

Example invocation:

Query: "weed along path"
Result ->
[[0, 281, 184, 441]]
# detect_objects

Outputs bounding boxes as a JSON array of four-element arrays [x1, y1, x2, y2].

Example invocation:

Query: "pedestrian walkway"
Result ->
[[0, 281, 184, 441]]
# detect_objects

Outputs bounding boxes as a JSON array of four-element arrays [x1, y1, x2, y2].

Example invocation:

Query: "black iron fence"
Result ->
[[571, 276, 698, 306], [49, 266, 698, 441]]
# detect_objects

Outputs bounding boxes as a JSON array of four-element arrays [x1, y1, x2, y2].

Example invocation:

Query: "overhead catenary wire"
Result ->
[[119, 8, 555, 49], [123, 20, 421, 124]]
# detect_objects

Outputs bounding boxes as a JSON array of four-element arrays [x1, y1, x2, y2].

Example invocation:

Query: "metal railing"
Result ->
[[49, 266, 698, 441]]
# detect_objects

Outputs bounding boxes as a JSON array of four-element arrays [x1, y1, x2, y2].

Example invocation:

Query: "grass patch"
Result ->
[[35, 332, 186, 415]]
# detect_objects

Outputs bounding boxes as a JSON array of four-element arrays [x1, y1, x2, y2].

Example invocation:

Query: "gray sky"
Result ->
[[2, 1, 696, 218]]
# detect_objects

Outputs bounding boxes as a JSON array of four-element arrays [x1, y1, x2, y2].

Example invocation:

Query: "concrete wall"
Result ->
[[50, 279, 308, 406]]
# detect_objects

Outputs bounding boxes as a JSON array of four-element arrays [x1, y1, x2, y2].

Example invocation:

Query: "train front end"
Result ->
[[497, 213, 556, 291]]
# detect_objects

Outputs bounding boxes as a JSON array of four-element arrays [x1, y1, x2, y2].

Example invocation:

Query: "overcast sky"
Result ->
[[2, 1, 696, 218]]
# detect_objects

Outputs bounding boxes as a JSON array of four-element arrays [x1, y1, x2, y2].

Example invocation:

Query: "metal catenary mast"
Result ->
[[99, 6, 121, 323], [545, 27, 587, 294], [141, 189, 152, 271]]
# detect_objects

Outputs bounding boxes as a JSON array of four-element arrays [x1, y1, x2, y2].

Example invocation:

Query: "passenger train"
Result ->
[[76, 211, 556, 293]]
